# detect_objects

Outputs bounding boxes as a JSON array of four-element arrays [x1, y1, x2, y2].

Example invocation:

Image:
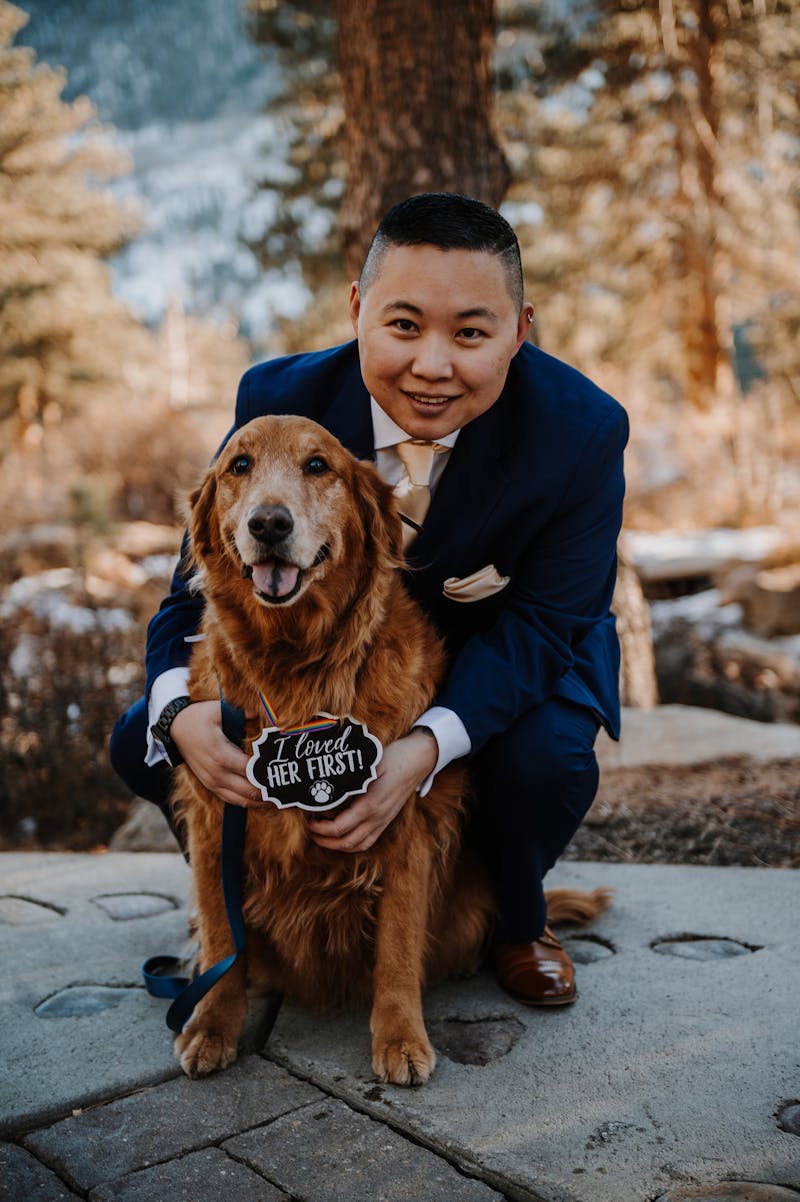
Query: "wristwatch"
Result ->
[[150, 696, 192, 768]]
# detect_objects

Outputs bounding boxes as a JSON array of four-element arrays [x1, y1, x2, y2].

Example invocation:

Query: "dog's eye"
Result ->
[[304, 456, 329, 476], [229, 455, 251, 476]]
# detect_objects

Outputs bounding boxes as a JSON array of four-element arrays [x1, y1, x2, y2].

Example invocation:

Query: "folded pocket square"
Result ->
[[442, 564, 511, 603]]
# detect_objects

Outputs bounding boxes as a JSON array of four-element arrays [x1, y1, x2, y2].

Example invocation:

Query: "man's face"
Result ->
[[349, 244, 534, 440]]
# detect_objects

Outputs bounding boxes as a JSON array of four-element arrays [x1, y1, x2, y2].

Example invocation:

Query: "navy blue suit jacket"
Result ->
[[145, 339, 629, 753]]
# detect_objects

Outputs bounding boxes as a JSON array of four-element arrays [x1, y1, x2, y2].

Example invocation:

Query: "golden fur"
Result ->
[[172, 414, 609, 1084]]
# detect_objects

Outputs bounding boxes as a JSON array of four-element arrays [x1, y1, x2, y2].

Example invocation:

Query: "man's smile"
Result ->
[[404, 391, 461, 407]]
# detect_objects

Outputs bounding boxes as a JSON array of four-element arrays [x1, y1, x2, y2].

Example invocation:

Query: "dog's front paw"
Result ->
[[372, 1031, 436, 1086], [175, 1026, 238, 1078]]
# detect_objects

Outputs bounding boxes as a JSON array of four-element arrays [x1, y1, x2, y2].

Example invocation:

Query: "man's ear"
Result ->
[[514, 303, 535, 353], [187, 470, 219, 563], [348, 281, 361, 337]]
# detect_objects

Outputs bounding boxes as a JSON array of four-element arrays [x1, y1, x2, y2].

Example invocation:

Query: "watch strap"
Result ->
[[150, 695, 192, 767]]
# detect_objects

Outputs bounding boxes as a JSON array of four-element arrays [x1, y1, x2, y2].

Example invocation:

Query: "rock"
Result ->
[[109, 800, 180, 853], [596, 703, 800, 769]]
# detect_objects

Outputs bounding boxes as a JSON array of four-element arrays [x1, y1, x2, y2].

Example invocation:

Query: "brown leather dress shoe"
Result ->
[[494, 927, 576, 1006]]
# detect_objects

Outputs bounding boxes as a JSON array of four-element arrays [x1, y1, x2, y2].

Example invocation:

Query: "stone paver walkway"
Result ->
[[1, 853, 798, 1202]]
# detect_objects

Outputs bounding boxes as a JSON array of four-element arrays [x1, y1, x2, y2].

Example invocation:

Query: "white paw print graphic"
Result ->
[[309, 779, 334, 806]]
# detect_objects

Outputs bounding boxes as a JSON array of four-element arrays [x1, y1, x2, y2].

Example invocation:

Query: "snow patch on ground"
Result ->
[[1, 569, 134, 634]]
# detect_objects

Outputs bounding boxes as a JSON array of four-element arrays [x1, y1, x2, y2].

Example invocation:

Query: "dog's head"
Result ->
[[188, 415, 402, 610]]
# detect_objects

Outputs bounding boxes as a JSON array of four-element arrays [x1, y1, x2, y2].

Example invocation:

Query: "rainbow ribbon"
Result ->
[[257, 689, 338, 735]]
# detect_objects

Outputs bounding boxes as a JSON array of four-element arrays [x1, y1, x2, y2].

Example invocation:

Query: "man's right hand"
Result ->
[[170, 700, 264, 807]]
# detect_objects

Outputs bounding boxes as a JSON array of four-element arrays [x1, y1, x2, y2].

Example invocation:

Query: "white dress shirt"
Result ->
[[146, 399, 473, 793]]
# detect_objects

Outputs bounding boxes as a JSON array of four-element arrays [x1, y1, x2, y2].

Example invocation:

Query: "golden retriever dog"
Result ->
[[173, 414, 608, 1085]]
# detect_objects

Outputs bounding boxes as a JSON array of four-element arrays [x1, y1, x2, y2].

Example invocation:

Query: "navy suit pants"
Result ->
[[109, 695, 600, 943], [469, 698, 600, 942]]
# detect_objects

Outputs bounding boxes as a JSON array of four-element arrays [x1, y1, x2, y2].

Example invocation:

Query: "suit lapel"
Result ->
[[321, 360, 374, 461], [411, 384, 514, 566]]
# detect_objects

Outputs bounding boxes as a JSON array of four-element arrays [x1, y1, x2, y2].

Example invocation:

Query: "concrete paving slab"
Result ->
[[596, 704, 800, 769], [0, 1141, 82, 1201], [224, 1097, 504, 1201], [654, 1188, 800, 1202], [0, 852, 191, 1134], [265, 862, 800, 1202], [86, 1147, 290, 1202], [23, 1058, 319, 1191]]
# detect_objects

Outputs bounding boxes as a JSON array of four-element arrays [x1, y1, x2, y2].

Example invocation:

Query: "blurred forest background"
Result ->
[[1, 0, 799, 851]]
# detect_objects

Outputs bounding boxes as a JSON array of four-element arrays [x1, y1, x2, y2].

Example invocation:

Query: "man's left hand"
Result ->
[[305, 729, 438, 853]]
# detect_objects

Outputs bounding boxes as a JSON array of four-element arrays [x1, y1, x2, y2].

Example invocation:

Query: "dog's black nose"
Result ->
[[248, 505, 294, 544]]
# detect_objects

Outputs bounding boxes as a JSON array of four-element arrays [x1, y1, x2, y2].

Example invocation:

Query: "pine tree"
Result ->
[[335, 0, 509, 277], [496, 0, 800, 423], [0, 1, 143, 437], [240, 0, 350, 351]]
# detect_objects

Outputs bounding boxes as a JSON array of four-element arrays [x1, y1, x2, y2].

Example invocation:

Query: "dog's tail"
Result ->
[[544, 887, 613, 926]]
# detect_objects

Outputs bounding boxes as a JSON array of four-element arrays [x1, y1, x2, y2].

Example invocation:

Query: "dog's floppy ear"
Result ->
[[352, 458, 403, 565], [187, 470, 219, 564]]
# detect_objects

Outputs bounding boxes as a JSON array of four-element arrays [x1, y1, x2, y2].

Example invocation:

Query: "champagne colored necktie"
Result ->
[[394, 440, 444, 548]]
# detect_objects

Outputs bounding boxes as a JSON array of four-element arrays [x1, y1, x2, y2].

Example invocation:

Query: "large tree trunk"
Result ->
[[335, 0, 510, 278], [667, 0, 731, 411]]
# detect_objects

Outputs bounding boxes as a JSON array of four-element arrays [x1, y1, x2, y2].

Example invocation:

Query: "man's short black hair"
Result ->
[[360, 192, 524, 312]]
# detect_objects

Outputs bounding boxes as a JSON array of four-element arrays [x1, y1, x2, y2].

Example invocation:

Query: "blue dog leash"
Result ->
[[142, 696, 248, 1033]]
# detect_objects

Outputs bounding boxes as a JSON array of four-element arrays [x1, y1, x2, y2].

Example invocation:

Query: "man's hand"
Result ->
[[170, 700, 264, 808], [305, 729, 439, 853]]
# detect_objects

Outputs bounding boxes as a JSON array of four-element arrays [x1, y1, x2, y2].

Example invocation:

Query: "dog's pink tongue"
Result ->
[[251, 560, 300, 598]]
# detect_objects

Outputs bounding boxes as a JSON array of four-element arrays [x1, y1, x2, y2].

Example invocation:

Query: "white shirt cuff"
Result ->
[[413, 706, 472, 797], [144, 667, 191, 767]]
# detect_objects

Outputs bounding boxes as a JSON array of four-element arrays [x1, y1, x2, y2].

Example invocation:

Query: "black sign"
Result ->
[[246, 715, 383, 812]]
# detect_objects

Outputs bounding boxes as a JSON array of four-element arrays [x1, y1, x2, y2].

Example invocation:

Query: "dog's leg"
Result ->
[[370, 827, 437, 1086], [425, 849, 495, 985], [174, 817, 249, 1078]]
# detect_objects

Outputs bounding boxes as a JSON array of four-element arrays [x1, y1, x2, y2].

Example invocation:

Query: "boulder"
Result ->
[[109, 799, 180, 853]]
